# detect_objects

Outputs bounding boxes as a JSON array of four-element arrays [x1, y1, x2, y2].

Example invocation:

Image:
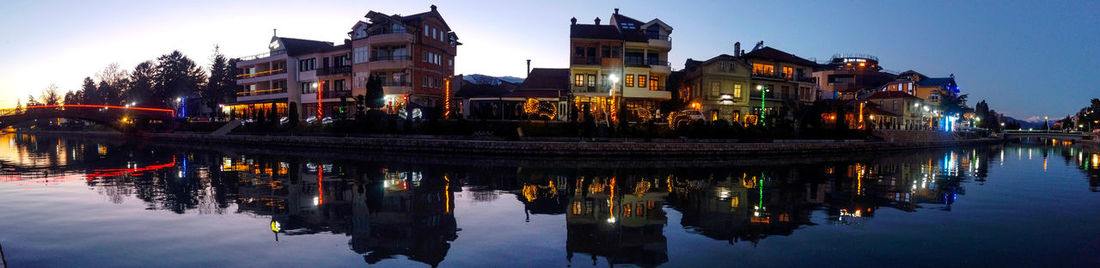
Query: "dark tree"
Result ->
[[40, 84, 61, 106], [96, 63, 129, 105], [365, 75, 384, 109], [288, 102, 299, 127], [204, 46, 237, 118], [80, 77, 101, 104], [153, 50, 206, 108], [128, 61, 157, 106], [63, 91, 77, 105]]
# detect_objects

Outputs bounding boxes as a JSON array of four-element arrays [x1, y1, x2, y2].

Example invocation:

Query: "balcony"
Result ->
[[646, 34, 671, 49], [317, 65, 351, 76], [382, 81, 413, 95], [572, 57, 600, 66], [366, 30, 414, 45], [369, 55, 412, 70], [649, 60, 671, 74], [238, 50, 287, 62], [237, 88, 286, 97], [794, 76, 816, 83], [236, 68, 286, 79], [320, 90, 353, 99]]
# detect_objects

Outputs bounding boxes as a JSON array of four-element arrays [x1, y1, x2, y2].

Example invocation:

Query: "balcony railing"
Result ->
[[236, 68, 286, 79], [625, 59, 669, 67], [238, 50, 287, 61], [368, 28, 408, 36], [572, 57, 600, 65], [317, 65, 351, 76], [382, 81, 412, 87], [237, 88, 286, 97], [370, 55, 412, 61], [646, 34, 671, 41], [320, 90, 353, 99], [794, 76, 816, 83]]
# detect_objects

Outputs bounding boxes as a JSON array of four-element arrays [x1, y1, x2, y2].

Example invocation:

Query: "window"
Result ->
[[783, 67, 793, 79], [587, 74, 596, 87], [734, 84, 742, 98], [638, 75, 647, 88], [298, 58, 315, 71], [625, 75, 634, 87], [649, 77, 659, 91], [301, 82, 316, 94], [432, 28, 437, 40], [574, 47, 584, 58], [575, 74, 584, 87], [782, 85, 791, 99], [752, 63, 774, 75], [425, 25, 429, 36], [711, 82, 720, 97], [602, 45, 610, 58], [354, 27, 367, 39], [422, 51, 428, 62], [354, 47, 368, 63]]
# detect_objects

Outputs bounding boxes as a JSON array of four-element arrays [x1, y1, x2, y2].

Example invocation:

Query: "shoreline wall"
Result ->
[[17, 131, 1003, 157]]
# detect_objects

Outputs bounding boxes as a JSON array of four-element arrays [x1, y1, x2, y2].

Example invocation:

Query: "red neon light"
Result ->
[[317, 164, 324, 205], [85, 156, 177, 179], [317, 81, 324, 120], [20, 105, 176, 117]]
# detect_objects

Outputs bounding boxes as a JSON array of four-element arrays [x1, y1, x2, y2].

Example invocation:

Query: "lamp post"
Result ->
[[756, 85, 768, 127], [1044, 116, 1049, 131], [608, 74, 620, 125]]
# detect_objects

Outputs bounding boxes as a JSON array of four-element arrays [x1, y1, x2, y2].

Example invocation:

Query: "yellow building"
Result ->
[[569, 9, 673, 122], [885, 70, 958, 107], [678, 54, 752, 122]]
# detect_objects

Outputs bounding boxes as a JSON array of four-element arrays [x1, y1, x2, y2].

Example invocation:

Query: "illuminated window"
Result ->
[[625, 74, 634, 87], [575, 74, 584, 87], [587, 74, 596, 87], [650, 77, 659, 91], [783, 67, 793, 79], [711, 82, 720, 97], [752, 63, 774, 75], [638, 75, 647, 88], [734, 84, 742, 98]]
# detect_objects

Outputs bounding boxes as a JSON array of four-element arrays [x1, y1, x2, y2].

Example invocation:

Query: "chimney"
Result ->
[[526, 59, 531, 76], [734, 42, 741, 56], [595, 17, 601, 25], [614, 8, 619, 14], [273, 28, 277, 37], [430, 5, 437, 12], [571, 17, 577, 25]]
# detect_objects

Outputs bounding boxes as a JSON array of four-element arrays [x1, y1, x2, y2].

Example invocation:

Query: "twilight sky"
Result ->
[[1, 0, 1096, 120]]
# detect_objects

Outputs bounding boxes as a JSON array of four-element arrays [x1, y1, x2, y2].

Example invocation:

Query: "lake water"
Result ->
[[0, 133, 1098, 267]]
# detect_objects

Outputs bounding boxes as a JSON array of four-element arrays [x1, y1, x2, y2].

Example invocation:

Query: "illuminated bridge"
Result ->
[[0, 104, 177, 132], [1003, 130, 1094, 142]]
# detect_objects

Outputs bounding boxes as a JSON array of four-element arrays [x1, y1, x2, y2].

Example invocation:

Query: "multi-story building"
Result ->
[[229, 5, 458, 120], [813, 54, 895, 101], [350, 5, 459, 116], [678, 51, 752, 122], [865, 91, 928, 130], [884, 70, 958, 107], [569, 9, 673, 122], [741, 43, 818, 122]]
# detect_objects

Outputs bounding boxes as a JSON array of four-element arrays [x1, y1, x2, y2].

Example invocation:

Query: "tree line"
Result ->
[[24, 47, 239, 117]]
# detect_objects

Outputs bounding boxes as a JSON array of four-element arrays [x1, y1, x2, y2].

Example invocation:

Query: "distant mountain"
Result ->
[[1003, 116, 1045, 129], [462, 74, 524, 85]]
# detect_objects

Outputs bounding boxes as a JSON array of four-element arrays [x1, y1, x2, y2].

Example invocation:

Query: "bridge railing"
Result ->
[[1004, 129, 1084, 134], [1, 105, 176, 118]]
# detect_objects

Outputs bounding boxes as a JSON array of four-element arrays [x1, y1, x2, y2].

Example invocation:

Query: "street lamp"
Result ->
[[756, 85, 768, 127]]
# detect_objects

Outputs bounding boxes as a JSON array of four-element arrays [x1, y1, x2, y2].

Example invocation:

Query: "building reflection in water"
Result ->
[[4, 134, 1100, 266]]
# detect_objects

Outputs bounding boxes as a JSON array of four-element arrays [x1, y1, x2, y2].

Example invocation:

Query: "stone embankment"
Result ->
[[27, 130, 1002, 157]]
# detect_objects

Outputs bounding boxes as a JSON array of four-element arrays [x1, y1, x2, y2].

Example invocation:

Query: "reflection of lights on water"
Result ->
[[1092, 154, 1099, 169], [1028, 148, 1033, 160], [1000, 150, 1004, 166], [312, 196, 319, 206], [606, 217, 616, 223]]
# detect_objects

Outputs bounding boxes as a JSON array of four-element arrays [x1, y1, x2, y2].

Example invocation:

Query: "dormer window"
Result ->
[[354, 27, 367, 39], [269, 39, 282, 51], [619, 22, 635, 30], [392, 24, 405, 33]]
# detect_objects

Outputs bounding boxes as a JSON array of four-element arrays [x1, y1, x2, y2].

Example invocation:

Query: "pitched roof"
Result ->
[[277, 37, 337, 56], [519, 68, 570, 90], [897, 70, 929, 81], [867, 91, 921, 100], [917, 77, 954, 87], [570, 24, 621, 39], [742, 47, 817, 66]]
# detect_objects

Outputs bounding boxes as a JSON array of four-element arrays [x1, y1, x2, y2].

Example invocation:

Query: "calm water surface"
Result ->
[[1, 133, 1098, 267]]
